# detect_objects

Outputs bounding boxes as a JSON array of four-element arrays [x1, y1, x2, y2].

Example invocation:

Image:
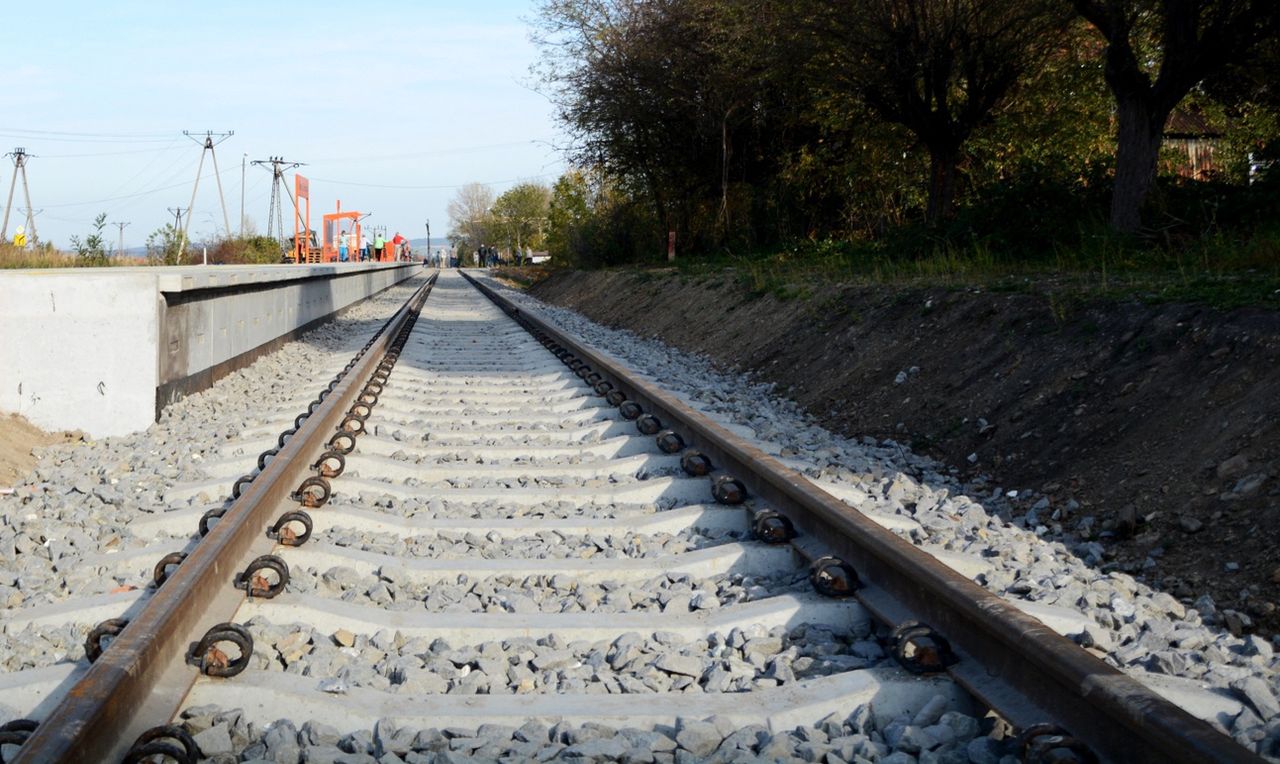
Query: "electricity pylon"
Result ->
[[251, 156, 305, 246], [178, 130, 233, 258], [2, 148, 37, 244]]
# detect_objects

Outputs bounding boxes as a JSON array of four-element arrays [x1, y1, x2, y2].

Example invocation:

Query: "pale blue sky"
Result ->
[[1, 0, 565, 250]]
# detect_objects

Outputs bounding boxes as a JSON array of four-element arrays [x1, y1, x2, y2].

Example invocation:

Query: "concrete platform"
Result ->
[[0, 262, 421, 437]]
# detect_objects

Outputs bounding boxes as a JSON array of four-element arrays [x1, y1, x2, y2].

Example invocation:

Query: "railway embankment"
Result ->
[[530, 268, 1280, 637]]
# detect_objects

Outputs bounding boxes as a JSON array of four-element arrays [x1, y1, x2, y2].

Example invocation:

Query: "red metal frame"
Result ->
[[321, 200, 362, 263], [293, 175, 313, 263]]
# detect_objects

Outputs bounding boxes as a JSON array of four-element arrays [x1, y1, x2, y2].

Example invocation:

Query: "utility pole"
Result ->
[[240, 153, 247, 239], [165, 207, 187, 264], [178, 130, 234, 259], [2, 148, 37, 244], [251, 156, 305, 247], [113, 221, 131, 257], [167, 206, 187, 239], [425, 219, 430, 255]]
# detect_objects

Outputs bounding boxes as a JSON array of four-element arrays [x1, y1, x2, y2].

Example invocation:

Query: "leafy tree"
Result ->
[[547, 170, 592, 264], [535, 0, 805, 250], [447, 182, 496, 259], [69, 213, 111, 265], [1072, 0, 1280, 231], [491, 182, 552, 261], [810, 0, 1070, 225], [145, 223, 184, 265]]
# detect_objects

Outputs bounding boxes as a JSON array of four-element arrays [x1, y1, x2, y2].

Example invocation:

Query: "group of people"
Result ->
[[336, 230, 410, 262]]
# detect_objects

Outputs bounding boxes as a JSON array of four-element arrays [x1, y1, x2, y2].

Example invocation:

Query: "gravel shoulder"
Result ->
[[529, 269, 1280, 638], [506, 269, 1280, 756]]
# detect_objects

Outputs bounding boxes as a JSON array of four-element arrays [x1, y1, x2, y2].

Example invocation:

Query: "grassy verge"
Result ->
[[0, 244, 82, 269], [666, 223, 1280, 310]]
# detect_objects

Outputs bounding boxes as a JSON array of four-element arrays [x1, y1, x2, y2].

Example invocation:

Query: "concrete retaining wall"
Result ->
[[0, 262, 419, 438]]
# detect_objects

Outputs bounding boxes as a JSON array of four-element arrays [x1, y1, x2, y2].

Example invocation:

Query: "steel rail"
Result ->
[[14, 271, 439, 763], [463, 271, 1259, 764]]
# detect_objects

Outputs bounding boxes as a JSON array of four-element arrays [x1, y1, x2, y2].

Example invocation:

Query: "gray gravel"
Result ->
[[486, 275, 1280, 753], [0, 623, 87, 671], [179, 701, 992, 763], [318, 527, 740, 560], [6, 269, 1277, 759], [292, 567, 801, 615], [243, 618, 880, 696], [0, 277, 429, 616], [324, 491, 672, 521]]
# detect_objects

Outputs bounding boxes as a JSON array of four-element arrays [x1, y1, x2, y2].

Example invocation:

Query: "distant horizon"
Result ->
[[103, 236, 503, 258]]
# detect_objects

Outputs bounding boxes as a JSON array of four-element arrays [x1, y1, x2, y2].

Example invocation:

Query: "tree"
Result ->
[[534, 0, 806, 249], [69, 213, 111, 265], [547, 170, 592, 263], [811, 0, 1069, 225], [145, 223, 183, 265], [491, 182, 552, 262], [1072, 0, 1280, 231], [446, 182, 496, 256]]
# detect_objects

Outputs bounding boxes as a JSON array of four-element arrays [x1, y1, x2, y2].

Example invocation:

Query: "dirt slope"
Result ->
[[531, 269, 1280, 634], [0, 414, 82, 487]]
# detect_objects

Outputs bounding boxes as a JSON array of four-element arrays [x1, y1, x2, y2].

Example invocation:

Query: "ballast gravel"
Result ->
[[486, 275, 1280, 755], [318, 527, 739, 560], [0, 276, 429, 614], [245, 618, 879, 696], [324, 492, 671, 521], [179, 702, 994, 764], [294, 567, 799, 615]]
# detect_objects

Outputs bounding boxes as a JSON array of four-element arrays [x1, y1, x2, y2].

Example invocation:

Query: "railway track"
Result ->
[[0, 270, 1266, 762]]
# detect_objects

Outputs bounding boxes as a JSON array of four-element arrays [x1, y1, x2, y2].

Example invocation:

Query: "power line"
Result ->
[[309, 140, 544, 164], [0, 133, 177, 145], [92, 139, 190, 204], [39, 162, 236, 209], [306, 173, 559, 190], [39, 145, 189, 159], [0, 126, 174, 138]]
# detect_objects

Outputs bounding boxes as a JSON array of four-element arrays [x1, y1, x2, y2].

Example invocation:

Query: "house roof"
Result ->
[[1165, 109, 1223, 139]]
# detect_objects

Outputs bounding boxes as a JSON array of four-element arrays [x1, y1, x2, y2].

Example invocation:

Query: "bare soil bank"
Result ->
[[0, 414, 82, 487], [531, 269, 1280, 634]]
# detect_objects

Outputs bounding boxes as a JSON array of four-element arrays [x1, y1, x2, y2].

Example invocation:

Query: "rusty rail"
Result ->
[[462, 271, 1258, 764], [13, 272, 437, 763]]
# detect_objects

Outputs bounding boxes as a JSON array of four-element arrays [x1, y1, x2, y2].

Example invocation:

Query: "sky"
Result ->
[[0, 0, 567, 250]]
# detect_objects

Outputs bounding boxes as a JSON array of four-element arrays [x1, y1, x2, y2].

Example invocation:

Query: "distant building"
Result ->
[[1164, 109, 1222, 181]]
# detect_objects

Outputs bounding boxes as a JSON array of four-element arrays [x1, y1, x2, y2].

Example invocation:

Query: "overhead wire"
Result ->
[[42, 164, 239, 208], [306, 173, 559, 190], [0, 126, 174, 138], [38, 145, 190, 159], [309, 139, 546, 164], [96, 139, 190, 200]]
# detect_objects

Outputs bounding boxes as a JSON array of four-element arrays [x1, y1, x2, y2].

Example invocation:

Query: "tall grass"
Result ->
[[0, 244, 80, 269]]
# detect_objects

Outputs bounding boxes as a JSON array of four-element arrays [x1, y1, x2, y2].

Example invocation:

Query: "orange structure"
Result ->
[[292, 175, 318, 263], [321, 200, 363, 262], [287, 175, 379, 263]]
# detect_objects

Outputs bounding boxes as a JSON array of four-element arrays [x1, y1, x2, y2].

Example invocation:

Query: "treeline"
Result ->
[[532, 0, 1280, 266]]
